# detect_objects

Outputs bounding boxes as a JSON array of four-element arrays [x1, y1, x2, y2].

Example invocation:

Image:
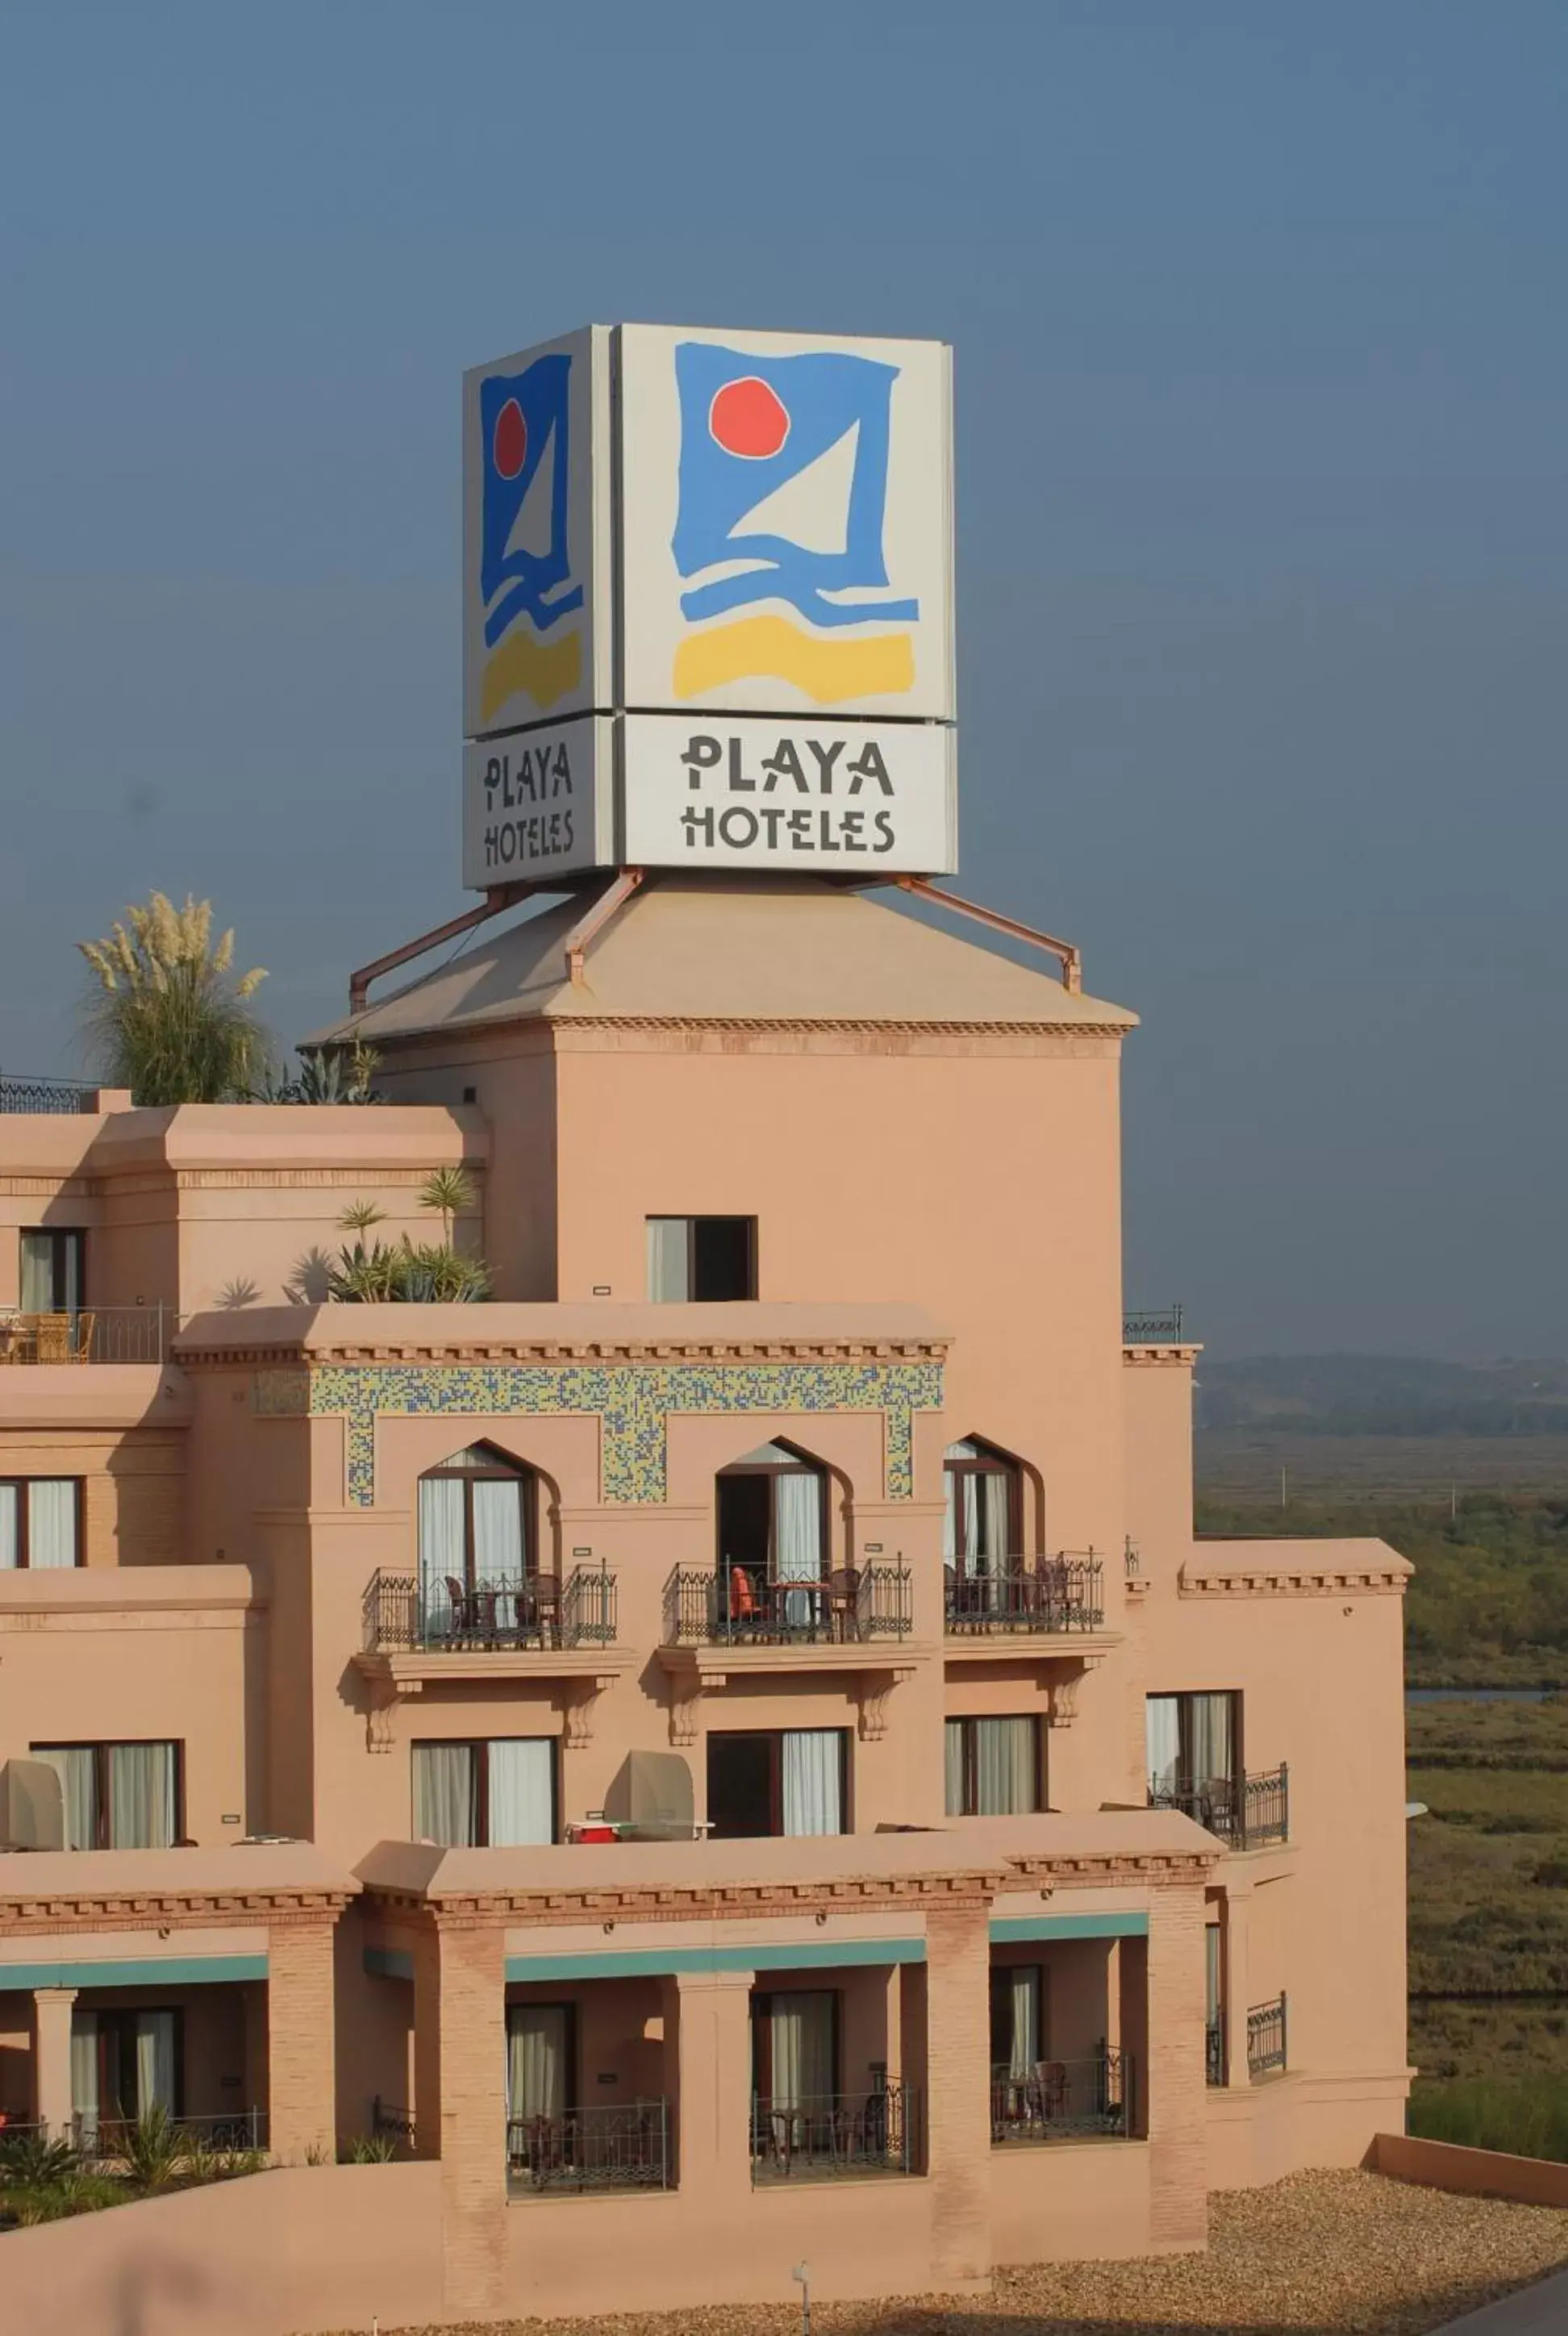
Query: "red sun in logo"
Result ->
[[708, 376, 790, 460], [493, 398, 528, 481]]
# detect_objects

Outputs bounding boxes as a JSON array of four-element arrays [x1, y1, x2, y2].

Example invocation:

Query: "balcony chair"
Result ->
[[726, 1562, 760, 1634], [827, 1566, 861, 1641], [531, 1571, 561, 1647]]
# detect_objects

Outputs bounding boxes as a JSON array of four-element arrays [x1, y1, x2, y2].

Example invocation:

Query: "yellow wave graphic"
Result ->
[[481, 627, 583, 721], [673, 616, 915, 704]]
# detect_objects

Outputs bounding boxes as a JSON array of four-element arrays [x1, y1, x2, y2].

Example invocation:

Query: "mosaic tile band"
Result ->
[[255, 1360, 944, 1508]]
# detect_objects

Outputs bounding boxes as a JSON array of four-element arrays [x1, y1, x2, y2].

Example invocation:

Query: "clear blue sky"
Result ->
[[2, 3, 1563, 1360]]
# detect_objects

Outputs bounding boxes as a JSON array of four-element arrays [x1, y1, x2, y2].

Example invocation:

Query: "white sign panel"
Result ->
[[462, 327, 610, 740], [619, 714, 955, 873], [462, 716, 611, 890], [617, 323, 954, 722]]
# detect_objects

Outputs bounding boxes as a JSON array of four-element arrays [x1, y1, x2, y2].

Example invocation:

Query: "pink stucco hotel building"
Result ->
[[0, 870, 1410, 2329]]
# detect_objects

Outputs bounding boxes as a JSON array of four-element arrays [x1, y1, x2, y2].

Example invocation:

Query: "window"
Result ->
[[418, 1445, 536, 1625], [646, 1216, 757, 1302], [990, 1964, 1043, 2079], [72, 2008, 180, 2137], [0, 1479, 81, 1569], [412, 1737, 556, 1846], [717, 1442, 828, 1628], [19, 1228, 85, 1314], [507, 2003, 574, 2124], [1145, 1692, 1241, 1803], [753, 1989, 836, 2109], [707, 1729, 846, 1840], [945, 1716, 1042, 1816], [943, 1439, 1020, 1572], [31, 1742, 181, 1849]]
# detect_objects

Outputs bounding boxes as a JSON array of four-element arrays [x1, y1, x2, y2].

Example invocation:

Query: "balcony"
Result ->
[[1205, 2020, 1224, 2087], [990, 2051, 1133, 2143], [507, 2101, 671, 2195], [364, 1566, 618, 1654], [664, 1563, 911, 1649], [1149, 1762, 1290, 1851], [751, 2083, 916, 2182], [353, 1565, 632, 1744], [944, 1554, 1105, 1637], [1123, 1305, 1185, 1343], [657, 1564, 926, 1745], [1247, 1992, 1287, 2079], [0, 1306, 177, 1365]]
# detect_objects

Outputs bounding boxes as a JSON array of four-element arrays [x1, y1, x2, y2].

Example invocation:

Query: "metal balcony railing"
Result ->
[[664, 1562, 912, 1647], [1149, 1762, 1290, 1851], [990, 2050, 1133, 2142], [751, 2083, 915, 2180], [1123, 1306, 1185, 1343], [1247, 1992, 1288, 2079], [1124, 1536, 1141, 1582], [0, 1305, 178, 1365], [0, 1073, 94, 1115], [372, 2095, 417, 2149], [362, 1565, 618, 1653], [944, 1554, 1104, 1635], [507, 2100, 670, 2192], [73, 2108, 269, 2156]]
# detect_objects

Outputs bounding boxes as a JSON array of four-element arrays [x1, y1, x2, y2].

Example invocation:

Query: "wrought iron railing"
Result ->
[[507, 2100, 670, 2192], [1247, 1993, 1287, 2079], [73, 2107, 268, 2155], [990, 2050, 1132, 2142], [372, 2094, 416, 2148], [363, 1564, 617, 1653], [1205, 2020, 1224, 2087], [944, 1554, 1104, 1634], [1149, 1763, 1290, 1851], [664, 1562, 912, 1647], [0, 1073, 94, 1115], [0, 1305, 177, 1365], [1123, 1306, 1184, 1343], [751, 2082, 915, 2180]]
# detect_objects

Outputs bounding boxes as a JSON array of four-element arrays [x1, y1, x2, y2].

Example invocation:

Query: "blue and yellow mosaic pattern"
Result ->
[[255, 1359, 943, 1508]]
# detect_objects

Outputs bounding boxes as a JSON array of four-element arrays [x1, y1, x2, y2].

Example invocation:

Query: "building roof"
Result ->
[[315, 876, 1136, 1047]]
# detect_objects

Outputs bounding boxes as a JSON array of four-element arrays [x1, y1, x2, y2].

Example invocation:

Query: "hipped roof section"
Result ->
[[313, 876, 1136, 1048]]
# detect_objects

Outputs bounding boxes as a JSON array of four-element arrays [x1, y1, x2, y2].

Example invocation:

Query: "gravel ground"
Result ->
[[349, 2169, 1568, 2336]]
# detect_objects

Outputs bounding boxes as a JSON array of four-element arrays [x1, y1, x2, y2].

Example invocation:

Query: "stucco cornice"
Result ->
[[0, 1888, 353, 1934], [1179, 1562, 1410, 1597], [185, 1333, 948, 1368], [365, 1871, 1009, 1926], [1005, 1850, 1215, 1885]]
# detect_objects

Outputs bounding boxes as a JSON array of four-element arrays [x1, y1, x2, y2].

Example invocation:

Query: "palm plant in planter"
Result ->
[[323, 1179, 490, 1303]]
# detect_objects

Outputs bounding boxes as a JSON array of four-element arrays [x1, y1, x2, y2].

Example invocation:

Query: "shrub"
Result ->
[[119, 2104, 188, 2191], [340, 2132, 397, 2163], [78, 893, 269, 1105]]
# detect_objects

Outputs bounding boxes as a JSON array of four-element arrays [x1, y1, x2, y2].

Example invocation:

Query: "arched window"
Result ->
[[943, 1438, 1020, 1576], [716, 1441, 828, 1634], [417, 1445, 537, 1624]]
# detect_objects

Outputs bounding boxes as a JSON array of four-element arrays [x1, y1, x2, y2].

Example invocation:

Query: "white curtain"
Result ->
[[418, 1477, 465, 1630], [35, 1746, 97, 1849], [486, 1738, 554, 1846], [0, 1485, 16, 1569], [473, 1478, 523, 1588], [781, 1729, 841, 1836], [507, 2005, 568, 2121], [1189, 1692, 1235, 1788], [108, 1743, 177, 1847], [413, 1743, 477, 1846], [978, 1474, 1009, 1566], [19, 1233, 55, 1312], [944, 1720, 965, 1817], [1145, 1696, 1182, 1796], [942, 1441, 973, 1562], [646, 1217, 690, 1302], [774, 1468, 822, 1627], [27, 1481, 78, 1570], [973, 1717, 1037, 1815], [769, 1992, 835, 2109], [134, 2011, 177, 2117], [1007, 1967, 1040, 2079], [70, 2013, 99, 2134]]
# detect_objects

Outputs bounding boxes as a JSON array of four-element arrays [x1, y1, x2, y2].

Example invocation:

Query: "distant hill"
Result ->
[[1197, 1354, 1568, 1438]]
